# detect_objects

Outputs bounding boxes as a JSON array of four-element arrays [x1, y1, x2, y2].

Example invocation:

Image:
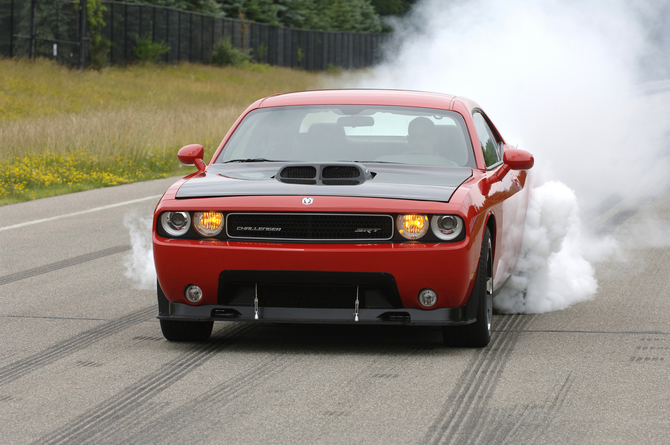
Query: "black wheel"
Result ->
[[160, 319, 213, 342], [442, 228, 493, 348]]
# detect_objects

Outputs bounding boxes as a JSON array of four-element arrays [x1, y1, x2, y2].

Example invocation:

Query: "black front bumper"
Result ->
[[158, 302, 475, 326]]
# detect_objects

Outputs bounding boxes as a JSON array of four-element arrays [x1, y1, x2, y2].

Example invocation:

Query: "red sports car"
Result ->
[[153, 89, 534, 347]]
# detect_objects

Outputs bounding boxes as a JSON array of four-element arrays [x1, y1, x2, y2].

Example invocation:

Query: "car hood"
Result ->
[[176, 163, 472, 203]]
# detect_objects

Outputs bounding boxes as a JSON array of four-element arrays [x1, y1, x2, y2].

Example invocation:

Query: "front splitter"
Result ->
[[158, 302, 475, 326]]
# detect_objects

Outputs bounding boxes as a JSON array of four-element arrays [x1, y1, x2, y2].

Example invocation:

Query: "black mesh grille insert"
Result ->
[[227, 213, 393, 240], [261, 284, 357, 308], [322, 166, 361, 179], [281, 166, 317, 179]]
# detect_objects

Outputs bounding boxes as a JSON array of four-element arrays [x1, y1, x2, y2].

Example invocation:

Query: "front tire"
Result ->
[[160, 319, 213, 342], [442, 227, 493, 348]]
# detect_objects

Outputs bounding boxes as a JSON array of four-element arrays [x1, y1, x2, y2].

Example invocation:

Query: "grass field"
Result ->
[[0, 58, 331, 205]]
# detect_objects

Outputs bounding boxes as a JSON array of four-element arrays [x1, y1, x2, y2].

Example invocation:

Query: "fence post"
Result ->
[[109, 2, 113, 64], [29, 0, 36, 58], [177, 11, 181, 62], [124, 3, 128, 62], [79, 0, 86, 70], [188, 12, 192, 62], [165, 7, 169, 63], [9, 0, 14, 58]]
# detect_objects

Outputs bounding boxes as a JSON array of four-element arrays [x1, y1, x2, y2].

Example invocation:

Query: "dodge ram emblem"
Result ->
[[302, 197, 314, 205]]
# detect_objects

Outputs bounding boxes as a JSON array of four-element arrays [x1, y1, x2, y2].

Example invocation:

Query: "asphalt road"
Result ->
[[1, 176, 668, 444]]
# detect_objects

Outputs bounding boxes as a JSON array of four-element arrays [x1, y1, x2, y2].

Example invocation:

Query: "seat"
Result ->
[[293, 123, 351, 161], [435, 125, 470, 166]]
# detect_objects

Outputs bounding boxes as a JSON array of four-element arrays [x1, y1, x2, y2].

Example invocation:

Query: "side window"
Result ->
[[473, 112, 500, 168]]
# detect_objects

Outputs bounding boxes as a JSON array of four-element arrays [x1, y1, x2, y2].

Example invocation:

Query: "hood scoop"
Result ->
[[277, 163, 374, 186]]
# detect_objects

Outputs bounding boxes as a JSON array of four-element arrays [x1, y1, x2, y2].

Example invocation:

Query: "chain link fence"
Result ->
[[0, 0, 386, 70], [0, 0, 85, 67]]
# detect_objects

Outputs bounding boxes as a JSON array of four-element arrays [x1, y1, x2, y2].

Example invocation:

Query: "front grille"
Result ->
[[226, 213, 393, 241], [218, 270, 402, 308]]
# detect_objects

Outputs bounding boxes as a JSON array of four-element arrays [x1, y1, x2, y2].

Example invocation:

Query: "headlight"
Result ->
[[396, 214, 429, 240], [431, 215, 464, 241], [161, 212, 191, 236], [193, 211, 224, 237]]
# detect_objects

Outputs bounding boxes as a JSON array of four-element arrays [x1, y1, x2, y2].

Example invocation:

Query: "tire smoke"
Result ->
[[352, 0, 670, 313], [494, 180, 611, 313], [123, 213, 156, 290]]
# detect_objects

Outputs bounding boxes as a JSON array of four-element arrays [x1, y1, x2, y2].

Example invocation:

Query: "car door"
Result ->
[[473, 110, 529, 291]]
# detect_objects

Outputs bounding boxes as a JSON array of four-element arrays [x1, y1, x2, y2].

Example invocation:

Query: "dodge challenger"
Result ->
[[153, 89, 534, 347]]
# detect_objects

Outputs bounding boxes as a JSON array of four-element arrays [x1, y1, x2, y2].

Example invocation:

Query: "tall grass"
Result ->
[[0, 58, 328, 204]]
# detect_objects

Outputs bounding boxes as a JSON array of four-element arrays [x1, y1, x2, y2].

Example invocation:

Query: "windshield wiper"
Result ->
[[223, 158, 282, 163]]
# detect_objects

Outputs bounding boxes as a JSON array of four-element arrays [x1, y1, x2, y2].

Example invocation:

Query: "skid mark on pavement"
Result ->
[[0, 306, 154, 387], [35, 324, 253, 445], [110, 353, 302, 443], [108, 326, 444, 443], [422, 315, 532, 445], [497, 372, 575, 444], [0, 245, 131, 286]]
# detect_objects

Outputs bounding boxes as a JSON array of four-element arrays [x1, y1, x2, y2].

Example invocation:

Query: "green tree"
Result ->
[[219, 0, 295, 26], [245, 0, 283, 26], [299, 0, 333, 30], [327, 0, 354, 31], [124, 0, 385, 32], [87, 0, 111, 70], [219, 0, 247, 17], [217, 0, 382, 32], [369, 0, 415, 16], [335, 0, 381, 32], [349, 0, 381, 32], [275, 0, 305, 28], [122, 0, 222, 16]]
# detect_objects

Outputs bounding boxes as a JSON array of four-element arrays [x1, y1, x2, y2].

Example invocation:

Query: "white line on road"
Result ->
[[0, 195, 162, 232]]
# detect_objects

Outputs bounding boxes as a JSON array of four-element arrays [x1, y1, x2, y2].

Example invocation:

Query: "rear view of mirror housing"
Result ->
[[503, 148, 534, 170], [177, 144, 206, 172], [495, 148, 534, 181]]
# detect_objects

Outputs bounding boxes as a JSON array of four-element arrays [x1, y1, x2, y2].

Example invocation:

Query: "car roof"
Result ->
[[256, 89, 480, 112]]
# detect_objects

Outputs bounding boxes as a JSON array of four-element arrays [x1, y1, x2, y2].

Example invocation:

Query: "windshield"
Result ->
[[215, 105, 476, 167]]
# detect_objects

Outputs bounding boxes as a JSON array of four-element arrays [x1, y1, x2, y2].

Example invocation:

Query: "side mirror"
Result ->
[[177, 144, 206, 172], [493, 148, 534, 181], [503, 148, 534, 170]]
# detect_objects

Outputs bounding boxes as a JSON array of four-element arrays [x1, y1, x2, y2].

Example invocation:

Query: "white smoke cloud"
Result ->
[[352, 0, 670, 313], [494, 180, 618, 313], [123, 213, 156, 290]]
